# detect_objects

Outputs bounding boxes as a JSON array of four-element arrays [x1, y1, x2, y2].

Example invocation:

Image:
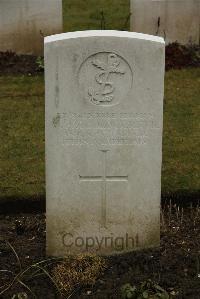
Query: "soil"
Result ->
[[0, 202, 200, 299], [0, 43, 199, 75], [165, 43, 200, 71], [0, 51, 42, 75]]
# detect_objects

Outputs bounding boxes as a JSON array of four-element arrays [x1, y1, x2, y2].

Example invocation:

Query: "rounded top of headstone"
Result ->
[[44, 30, 165, 45]]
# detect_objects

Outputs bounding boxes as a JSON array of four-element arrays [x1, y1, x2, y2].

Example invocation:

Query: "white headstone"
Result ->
[[0, 0, 62, 55], [130, 0, 200, 45], [45, 30, 165, 256]]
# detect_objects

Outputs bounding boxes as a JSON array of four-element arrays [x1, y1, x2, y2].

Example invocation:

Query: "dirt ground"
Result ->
[[0, 43, 199, 75], [0, 201, 200, 299]]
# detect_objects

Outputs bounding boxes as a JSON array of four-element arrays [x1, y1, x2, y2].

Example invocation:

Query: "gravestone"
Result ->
[[130, 0, 200, 45], [45, 30, 165, 256], [0, 0, 62, 55]]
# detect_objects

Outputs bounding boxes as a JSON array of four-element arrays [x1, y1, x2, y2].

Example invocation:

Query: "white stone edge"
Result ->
[[44, 30, 165, 45]]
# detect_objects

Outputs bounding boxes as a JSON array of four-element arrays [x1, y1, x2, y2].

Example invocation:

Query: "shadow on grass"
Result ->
[[161, 190, 200, 207], [0, 190, 199, 214], [0, 195, 45, 214]]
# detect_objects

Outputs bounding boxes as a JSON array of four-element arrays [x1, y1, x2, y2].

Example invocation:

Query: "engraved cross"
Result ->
[[79, 150, 128, 228]]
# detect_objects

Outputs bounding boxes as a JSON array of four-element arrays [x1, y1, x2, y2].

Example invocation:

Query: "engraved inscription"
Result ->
[[79, 150, 128, 228], [79, 52, 133, 106], [57, 112, 161, 146]]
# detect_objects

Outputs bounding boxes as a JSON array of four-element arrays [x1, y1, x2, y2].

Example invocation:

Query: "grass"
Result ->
[[62, 0, 130, 32], [0, 68, 199, 199], [0, 76, 45, 199], [163, 68, 200, 194], [53, 254, 106, 296]]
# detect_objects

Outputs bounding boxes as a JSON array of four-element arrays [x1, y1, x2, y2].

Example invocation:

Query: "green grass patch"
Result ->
[[163, 68, 200, 193], [0, 76, 45, 198], [0, 68, 199, 199], [62, 0, 130, 32]]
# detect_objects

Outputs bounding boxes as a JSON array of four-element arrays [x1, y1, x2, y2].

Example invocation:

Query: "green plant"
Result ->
[[121, 279, 170, 299], [121, 283, 137, 299], [36, 56, 44, 70]]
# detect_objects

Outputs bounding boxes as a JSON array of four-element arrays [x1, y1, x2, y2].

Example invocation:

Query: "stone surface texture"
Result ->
[[45, 30, 165, 256], [130, 0, 200, 45], [0, 0, 62, 55]]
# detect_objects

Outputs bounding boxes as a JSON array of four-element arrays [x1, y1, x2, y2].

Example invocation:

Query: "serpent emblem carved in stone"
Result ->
[[88, 53, 126, 105]]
